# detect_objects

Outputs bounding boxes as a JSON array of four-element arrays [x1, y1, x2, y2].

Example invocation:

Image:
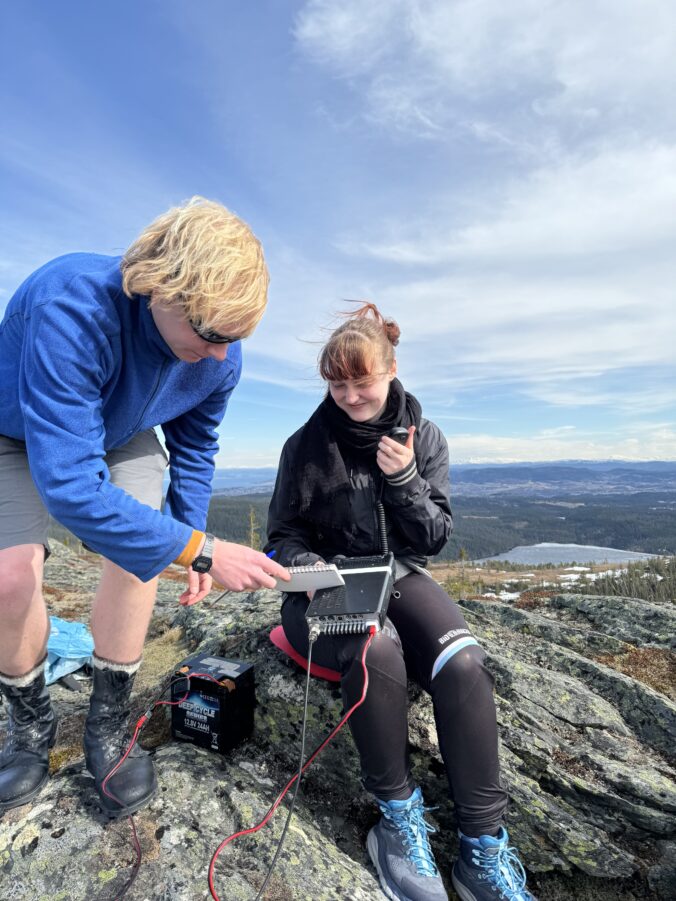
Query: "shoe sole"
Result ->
[[84, 743, 157, 819], [451, 869, 479, 901], [0, 717, 58, 814], [0, 771, 50, 814], [100, 785, 157, 819], [367, 828, 410, 901]]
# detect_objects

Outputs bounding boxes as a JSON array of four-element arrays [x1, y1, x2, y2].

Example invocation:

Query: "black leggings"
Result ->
[[281, 572, 508, 837]]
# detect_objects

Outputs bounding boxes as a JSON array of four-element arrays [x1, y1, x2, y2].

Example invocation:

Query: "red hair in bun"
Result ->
[[319, 301, 400, 382]]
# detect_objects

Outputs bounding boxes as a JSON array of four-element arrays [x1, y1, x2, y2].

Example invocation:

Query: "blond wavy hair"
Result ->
[[121, 196, 269, 336]]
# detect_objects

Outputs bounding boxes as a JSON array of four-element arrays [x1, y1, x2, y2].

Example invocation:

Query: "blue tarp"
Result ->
[[45, 615, 94, 685]]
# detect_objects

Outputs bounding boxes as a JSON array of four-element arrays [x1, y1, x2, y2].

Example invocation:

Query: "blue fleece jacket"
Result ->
[[0, 253, 241, 581]]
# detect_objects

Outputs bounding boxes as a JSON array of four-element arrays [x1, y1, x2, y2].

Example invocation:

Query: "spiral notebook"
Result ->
[[275, 563, 345, 593]]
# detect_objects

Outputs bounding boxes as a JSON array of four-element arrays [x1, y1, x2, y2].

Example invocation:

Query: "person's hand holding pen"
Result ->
[[180, 539, 290, 606], [210, 542, 289, 592]]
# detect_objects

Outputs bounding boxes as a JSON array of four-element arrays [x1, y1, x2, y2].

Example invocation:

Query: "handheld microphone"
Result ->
[[388, 427, 409, 445]]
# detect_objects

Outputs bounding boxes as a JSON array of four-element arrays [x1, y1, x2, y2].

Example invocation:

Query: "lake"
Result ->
[[475, 542, 660, 565]]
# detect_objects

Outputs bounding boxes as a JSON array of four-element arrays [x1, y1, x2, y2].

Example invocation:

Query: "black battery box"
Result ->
[[170, 652, 255, 754]]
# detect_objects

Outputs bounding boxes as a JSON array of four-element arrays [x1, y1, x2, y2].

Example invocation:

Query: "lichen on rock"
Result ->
[[0, 543, 674, 900]]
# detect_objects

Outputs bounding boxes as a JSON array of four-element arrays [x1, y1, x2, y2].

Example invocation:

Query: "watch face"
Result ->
[[192, 535, 214, 573]]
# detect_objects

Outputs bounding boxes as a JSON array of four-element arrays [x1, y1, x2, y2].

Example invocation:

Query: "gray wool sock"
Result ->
[[92, 653, 142, 675]]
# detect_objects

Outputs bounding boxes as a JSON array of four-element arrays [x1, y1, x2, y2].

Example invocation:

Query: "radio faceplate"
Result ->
[[305, 554, 395, 635]]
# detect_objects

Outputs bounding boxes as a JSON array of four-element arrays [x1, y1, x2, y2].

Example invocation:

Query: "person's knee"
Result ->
[[441, 645, 485, 676], [363, 631, 406, 681], [99, 559, 157, 597], [342, 630, 407, 707], [432, 644, 490, 701], [0, 545, 43, 619]]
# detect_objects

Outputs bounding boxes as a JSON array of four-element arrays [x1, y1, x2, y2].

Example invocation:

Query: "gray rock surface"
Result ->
[[545, 593, 676, 650], [1, 544, 674, 900]]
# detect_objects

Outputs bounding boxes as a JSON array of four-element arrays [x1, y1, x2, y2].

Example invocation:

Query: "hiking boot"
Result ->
[[83, 660, 156, 818], [367, 787, 449, 900], [0, 662, 58, 812], [452, 827, 538, 901]]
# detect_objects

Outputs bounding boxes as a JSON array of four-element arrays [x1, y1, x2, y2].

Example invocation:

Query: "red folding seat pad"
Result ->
[[269, 625, 341, 682]]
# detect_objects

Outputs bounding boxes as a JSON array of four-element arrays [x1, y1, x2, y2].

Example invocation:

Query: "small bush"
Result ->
[[570, 557, 676, 604]]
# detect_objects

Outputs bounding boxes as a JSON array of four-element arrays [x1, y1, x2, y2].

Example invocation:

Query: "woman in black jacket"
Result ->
[[265, 304, 536, 901]]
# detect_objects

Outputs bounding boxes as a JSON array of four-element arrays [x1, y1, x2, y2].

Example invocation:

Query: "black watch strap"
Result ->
[[191, 532, 215, 574]]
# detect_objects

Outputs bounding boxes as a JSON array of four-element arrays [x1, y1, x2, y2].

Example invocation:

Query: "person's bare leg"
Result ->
[[0, 543, 55, 811], [0, 544, 49, 676], [90, 558, 158, 663], [85, 558, 159, 816]]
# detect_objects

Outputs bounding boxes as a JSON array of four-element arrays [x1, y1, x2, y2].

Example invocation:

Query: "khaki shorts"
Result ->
[[0, 429, 168, 556]]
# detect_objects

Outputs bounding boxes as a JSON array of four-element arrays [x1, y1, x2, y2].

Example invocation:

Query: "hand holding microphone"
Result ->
[[376, 426, 416, 477]]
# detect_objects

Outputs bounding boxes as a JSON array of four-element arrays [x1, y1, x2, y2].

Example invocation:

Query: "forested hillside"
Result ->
[[48, 463, 676, 562], [205, 492, 676, 561]]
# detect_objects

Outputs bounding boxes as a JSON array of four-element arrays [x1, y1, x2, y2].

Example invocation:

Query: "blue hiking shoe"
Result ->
[[452, 827, 537, 901], [367, 787, 449, 901]]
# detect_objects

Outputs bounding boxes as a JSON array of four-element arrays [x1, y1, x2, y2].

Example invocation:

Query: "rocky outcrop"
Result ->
[[1, 543, 674, 900]]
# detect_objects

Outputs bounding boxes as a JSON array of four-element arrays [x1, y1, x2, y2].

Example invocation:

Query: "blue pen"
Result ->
[[266, 549, 276, 559]]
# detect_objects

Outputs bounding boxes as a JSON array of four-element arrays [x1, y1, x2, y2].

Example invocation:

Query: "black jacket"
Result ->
[[265, 417, 453, 569]]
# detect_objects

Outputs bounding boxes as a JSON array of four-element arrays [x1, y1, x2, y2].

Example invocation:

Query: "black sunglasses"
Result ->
[[189, 319, 242, 345]]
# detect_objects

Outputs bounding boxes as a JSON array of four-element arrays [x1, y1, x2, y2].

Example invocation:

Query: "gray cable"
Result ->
[[254, 631, 318, 900]]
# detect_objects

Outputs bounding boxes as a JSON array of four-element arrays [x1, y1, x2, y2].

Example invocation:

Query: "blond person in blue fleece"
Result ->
[[0, 197, 288, 817]]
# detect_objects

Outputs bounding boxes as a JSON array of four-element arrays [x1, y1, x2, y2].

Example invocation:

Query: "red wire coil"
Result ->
[[208, 627, 376, 901], [101, 671, 226, 901], [99, 631, 376, 901]]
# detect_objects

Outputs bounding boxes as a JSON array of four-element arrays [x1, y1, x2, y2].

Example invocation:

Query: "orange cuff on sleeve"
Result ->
[[174, 530, 206, 568]]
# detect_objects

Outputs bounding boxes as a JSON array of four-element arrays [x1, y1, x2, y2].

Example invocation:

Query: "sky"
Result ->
[[2, 1, 675, 466]]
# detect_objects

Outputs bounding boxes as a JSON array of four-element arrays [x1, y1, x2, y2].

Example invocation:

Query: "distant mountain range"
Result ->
[[205, 460, 676, 498], [450, 461, 676, 497], [210, 467, 277, 494]]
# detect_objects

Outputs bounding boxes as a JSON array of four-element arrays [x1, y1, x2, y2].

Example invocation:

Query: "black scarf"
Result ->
[[290, 379, 422, 527]]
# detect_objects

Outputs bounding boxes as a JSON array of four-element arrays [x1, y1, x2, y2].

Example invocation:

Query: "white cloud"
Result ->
[[446, 424, 676, 464], [345, 144, 676, 266], [295, 0, 676, 148], [292, 6, 676, 419], [3, 3, 672, 467], [364, 260, 675, 412]]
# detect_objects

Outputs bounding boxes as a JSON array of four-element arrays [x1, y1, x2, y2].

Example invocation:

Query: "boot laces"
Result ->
[[382, 801, 440, 877], [472, 842, 528, 899], [1, 697, 49, 756], [100, 728, 138, 763], [12, 694, 39, 724]]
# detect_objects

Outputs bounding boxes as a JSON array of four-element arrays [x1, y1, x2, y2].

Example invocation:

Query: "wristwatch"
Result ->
[[191, 533, 215, 574]]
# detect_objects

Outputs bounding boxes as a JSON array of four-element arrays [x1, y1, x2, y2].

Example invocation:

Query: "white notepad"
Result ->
[[275, 563, 345, 592]]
